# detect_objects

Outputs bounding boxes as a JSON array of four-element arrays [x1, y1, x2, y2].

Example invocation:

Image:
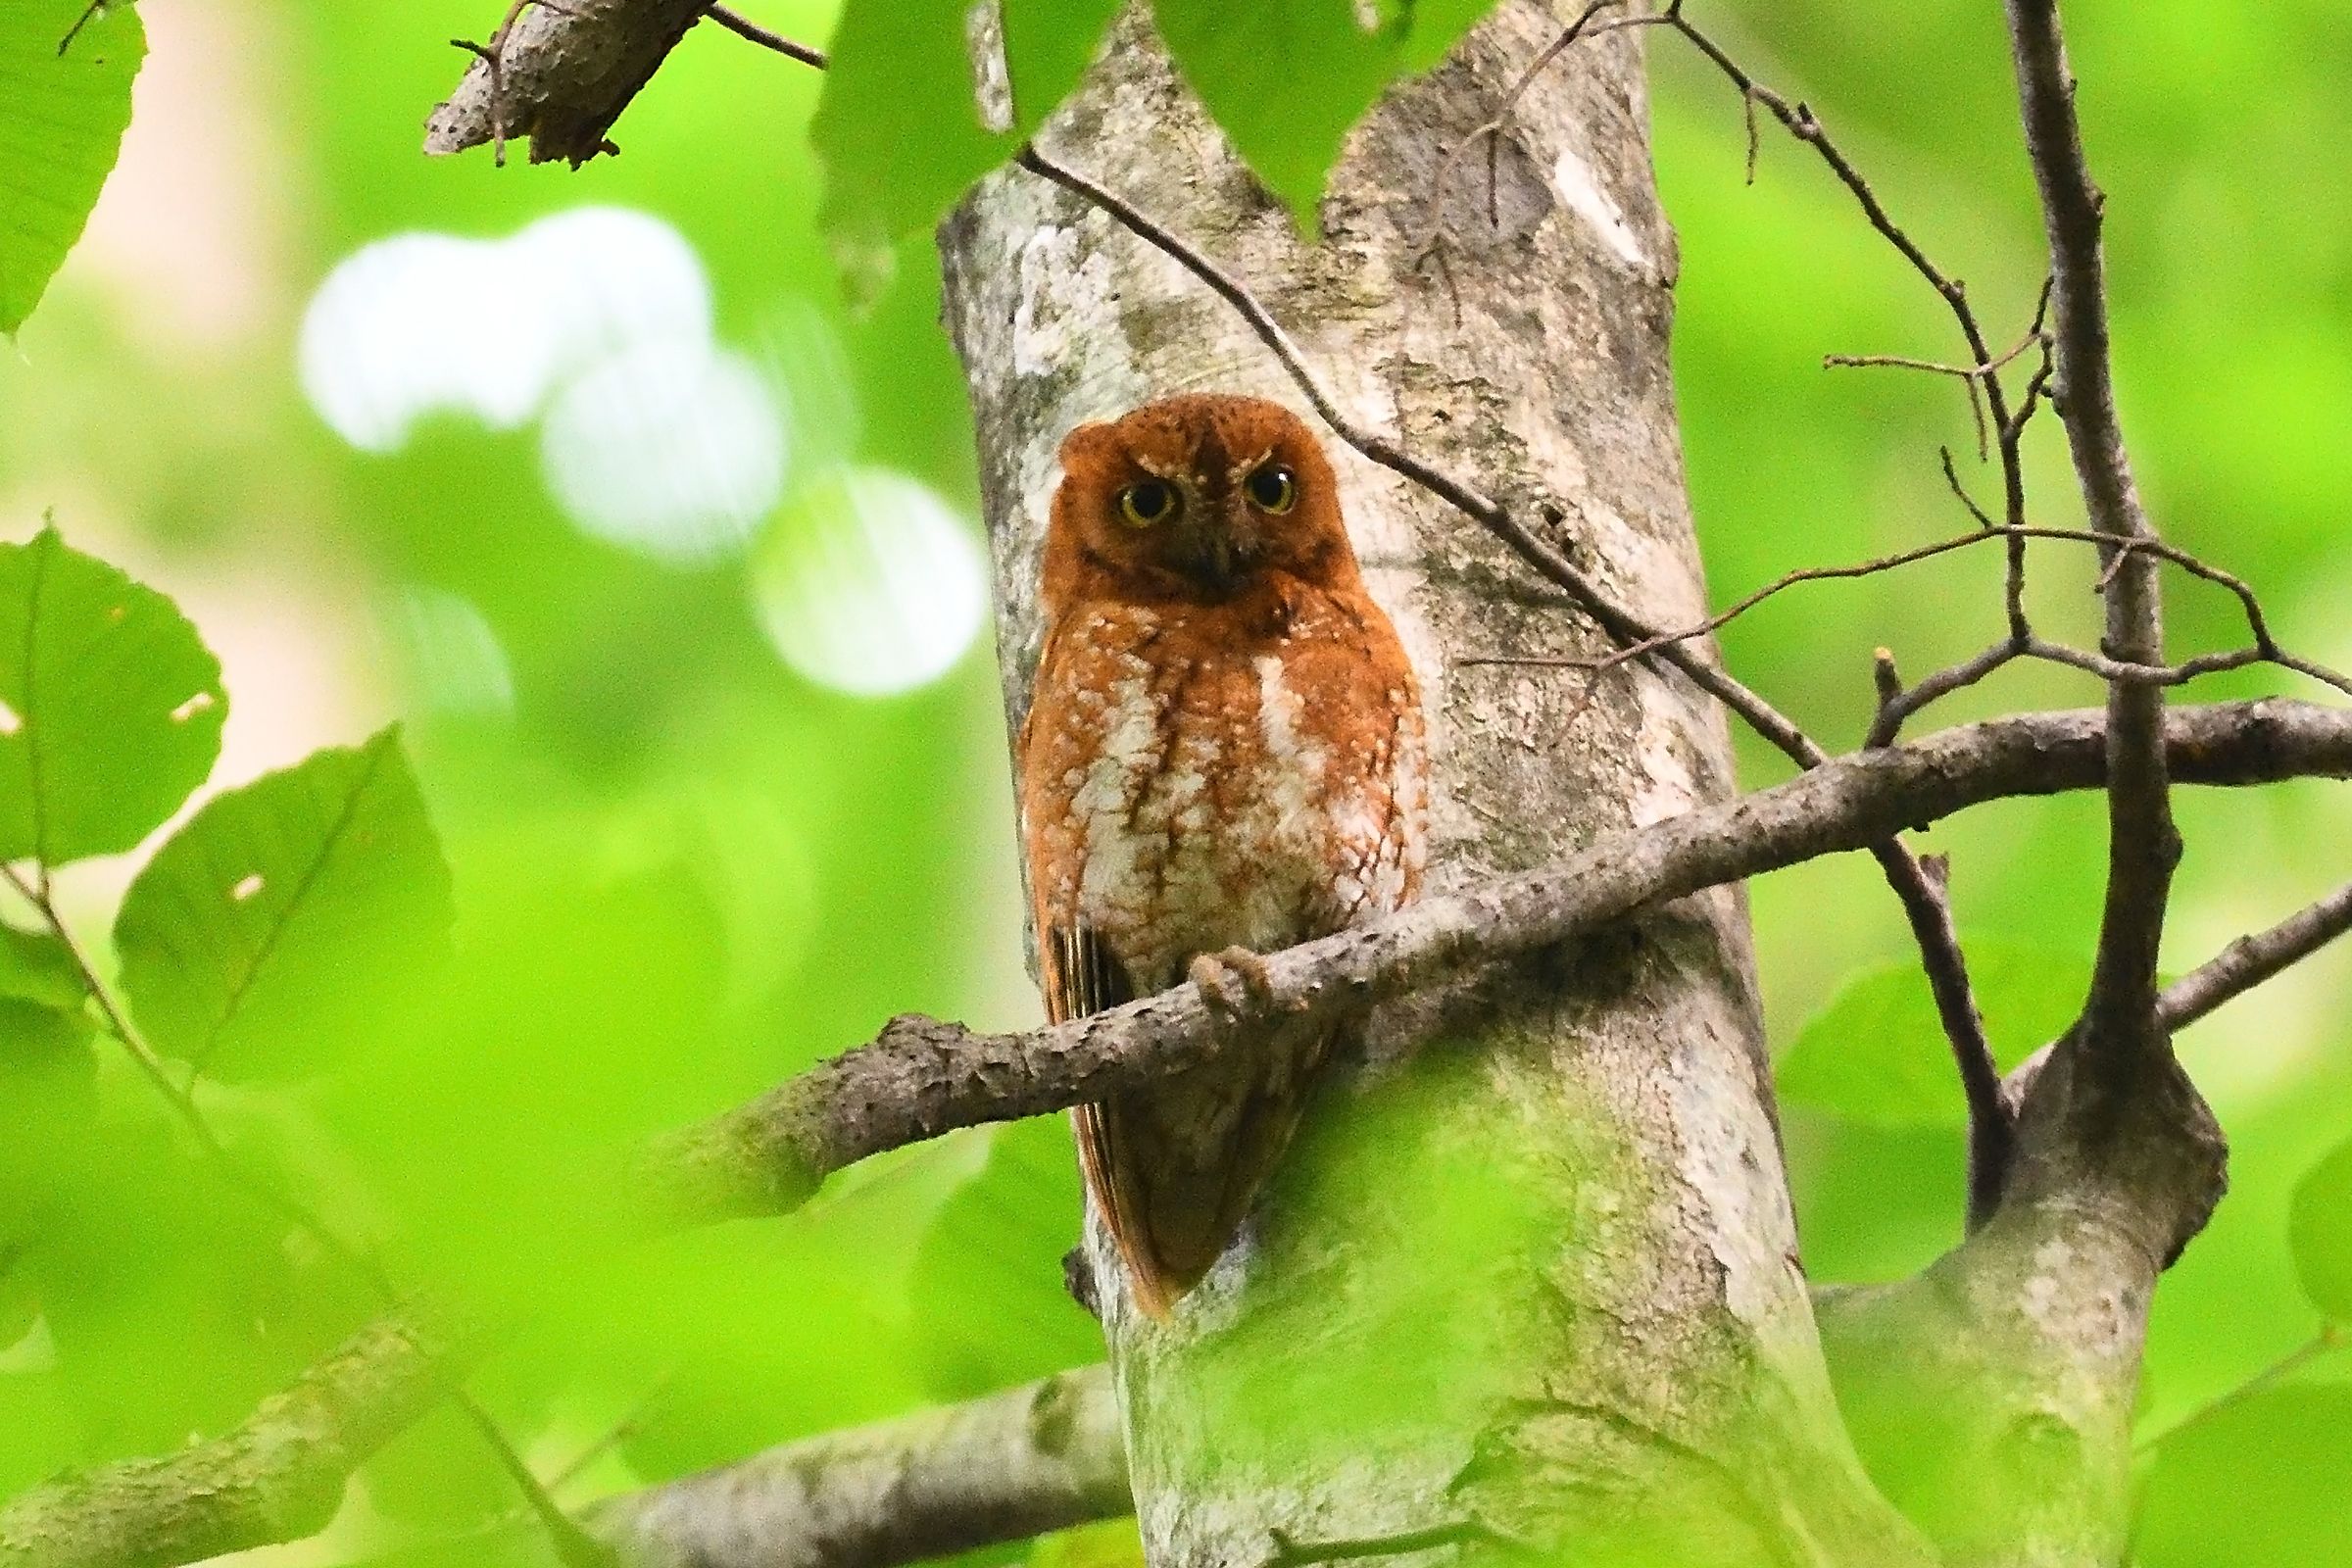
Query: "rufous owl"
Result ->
[[1017, 393, 1428, 1317]]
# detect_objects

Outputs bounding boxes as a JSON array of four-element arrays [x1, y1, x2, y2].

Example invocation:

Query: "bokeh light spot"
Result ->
[[299, 232, 548, 452], [538, 340, 786, 566], [297, 206, 718, 458], [751, 468, 989, 698], [382, 586, 516, 718]]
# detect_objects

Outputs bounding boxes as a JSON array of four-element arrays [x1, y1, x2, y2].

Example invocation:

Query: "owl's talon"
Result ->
[[1190, 946, 1280, 1020]]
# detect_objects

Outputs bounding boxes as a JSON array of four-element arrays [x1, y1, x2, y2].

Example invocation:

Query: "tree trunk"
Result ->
[[941, 8, 1931, 1564]]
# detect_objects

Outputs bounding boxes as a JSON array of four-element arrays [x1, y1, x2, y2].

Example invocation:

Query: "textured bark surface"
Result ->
[[592, 1367, 1128, 1568], [943, 9, 1929, 1564]]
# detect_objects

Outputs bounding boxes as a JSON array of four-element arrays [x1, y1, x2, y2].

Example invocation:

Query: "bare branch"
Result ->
[[704, 5, 827, 68], [0, 1314, 457, 1568], [2006, 0, 2177, 1085], [2158, 881, 2352, 1032], [16, 697, 2352, 1568], [426, 0, 717, 165], [587, 1368, 1128, 1568], [1421, 1, 1621, 242], [644, 699, 2352, 1229]]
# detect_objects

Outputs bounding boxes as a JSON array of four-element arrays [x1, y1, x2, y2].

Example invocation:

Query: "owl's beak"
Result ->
[[1166, 487, 1256, 596]]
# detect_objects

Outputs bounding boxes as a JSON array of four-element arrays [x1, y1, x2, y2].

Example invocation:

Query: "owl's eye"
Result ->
[[1118, 480, 1177, 527], [1245, 464, 1298, 514]]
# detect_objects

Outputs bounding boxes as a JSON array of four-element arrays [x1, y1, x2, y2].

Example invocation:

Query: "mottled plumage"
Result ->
[[1018, 394, 1428, 1317]]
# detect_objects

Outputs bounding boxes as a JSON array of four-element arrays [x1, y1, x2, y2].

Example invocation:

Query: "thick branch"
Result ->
[[10, 698, 2351, 1568], [649, 699, 2352, 1225], [426, 0, 720, 165], [588, 1367, 1128, 1568], [0, 1314, 454, 1568]]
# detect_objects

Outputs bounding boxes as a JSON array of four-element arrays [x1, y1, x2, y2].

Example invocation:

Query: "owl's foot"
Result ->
[[1189, 945, 1282, 1020]]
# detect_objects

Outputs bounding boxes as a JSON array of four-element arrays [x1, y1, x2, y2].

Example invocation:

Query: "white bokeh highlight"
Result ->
[[751, 469, 989, 698], [382, 587, 515, 718], [300, 207, 782, 566], [540, 340, 785, 565]]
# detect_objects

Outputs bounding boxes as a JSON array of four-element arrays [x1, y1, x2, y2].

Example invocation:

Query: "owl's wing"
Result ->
[[1041, 921, 1132, 1027], [1039, 921, 1184, 1319]]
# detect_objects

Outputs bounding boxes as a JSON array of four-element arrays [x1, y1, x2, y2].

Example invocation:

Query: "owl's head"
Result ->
[[1046, 394, 1358, 604]]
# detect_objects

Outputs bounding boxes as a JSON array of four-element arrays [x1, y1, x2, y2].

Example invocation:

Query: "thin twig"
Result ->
[[56, 0, 109, 56], [1456, 523, 2312, 711], [1869, 639, 2020, 749], [454, 1390, 619, 1568], [1422, 2, 1619, 243], [2158, 882, 2352, 1031], [449, 0, 558, 168], [1825, 329, 2043, 462], [703, 3, 828, 68]]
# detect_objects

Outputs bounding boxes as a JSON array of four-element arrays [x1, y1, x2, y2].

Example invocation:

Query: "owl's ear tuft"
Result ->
[[1057, 420, 1119, 472]]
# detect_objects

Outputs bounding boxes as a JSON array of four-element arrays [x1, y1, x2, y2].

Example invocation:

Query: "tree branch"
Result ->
[[427, 0, 749, 165], [16, 698, 2352, 1568], [2158, 881, 2352, 1032], [0, 1314, 458, 1568], [586, 1367, 1127, 1568], [643, 699, 2352, 1228], [2005, 0, 2178, 1083]]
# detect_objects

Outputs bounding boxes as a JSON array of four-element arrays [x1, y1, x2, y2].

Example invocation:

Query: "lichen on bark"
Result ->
[[940, 6, 1932, 1563]]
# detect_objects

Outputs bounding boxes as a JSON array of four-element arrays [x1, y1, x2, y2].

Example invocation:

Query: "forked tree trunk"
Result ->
[[942, 8, 1933, 1564]]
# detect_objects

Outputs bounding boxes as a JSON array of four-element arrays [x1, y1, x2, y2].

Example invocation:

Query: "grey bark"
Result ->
[[591, 1366, 1128, 1568], [0, 1313, 452, 1568], [424, 0, 708, 166], [941, 9, 1931, 1565], [8, 692, 2342, 1568]]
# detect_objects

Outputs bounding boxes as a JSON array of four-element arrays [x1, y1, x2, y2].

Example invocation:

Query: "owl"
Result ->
[[1018, 393, 1428, 1318]]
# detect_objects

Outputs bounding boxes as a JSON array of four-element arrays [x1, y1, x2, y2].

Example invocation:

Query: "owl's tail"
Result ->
[[1073, 1039, 1330, 1320], [1074, 1102, 1179, 1319]]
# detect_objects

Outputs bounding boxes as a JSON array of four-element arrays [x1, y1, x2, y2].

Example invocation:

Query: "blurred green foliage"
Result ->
[[0, 0, 2347, 1564]]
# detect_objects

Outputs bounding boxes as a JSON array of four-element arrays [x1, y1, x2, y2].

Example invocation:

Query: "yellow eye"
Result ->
[[1245, 464, 1297, 514], [1118, 480, 1177, 527]]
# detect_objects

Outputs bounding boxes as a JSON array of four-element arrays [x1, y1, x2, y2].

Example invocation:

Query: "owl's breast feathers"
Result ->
[[1021, 574, 1425, 990], [1019, 569, 1427, 1313]]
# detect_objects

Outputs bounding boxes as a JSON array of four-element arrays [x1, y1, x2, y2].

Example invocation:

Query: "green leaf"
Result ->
[[114, 728, 455, 1080], [0, 922, 81, 1008], [1775, 940, 2091, 1127], [0, 0, 145, 334], [812, 0, 1017, 293], [2288, 1137, 2352, 1321], [1385, 0, 1505, 72], [0, 528, 226, 865], [0, 996, 96, 1220], [1004, 0, 1127, 125], [1152, 0, 1401, 226], [906, 1116, 1099, 1399], [2137, 1386, 2352, 1568]]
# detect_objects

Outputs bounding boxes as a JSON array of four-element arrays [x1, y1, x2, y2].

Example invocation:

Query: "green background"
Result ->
[[0, 1, 2346, 1563]]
